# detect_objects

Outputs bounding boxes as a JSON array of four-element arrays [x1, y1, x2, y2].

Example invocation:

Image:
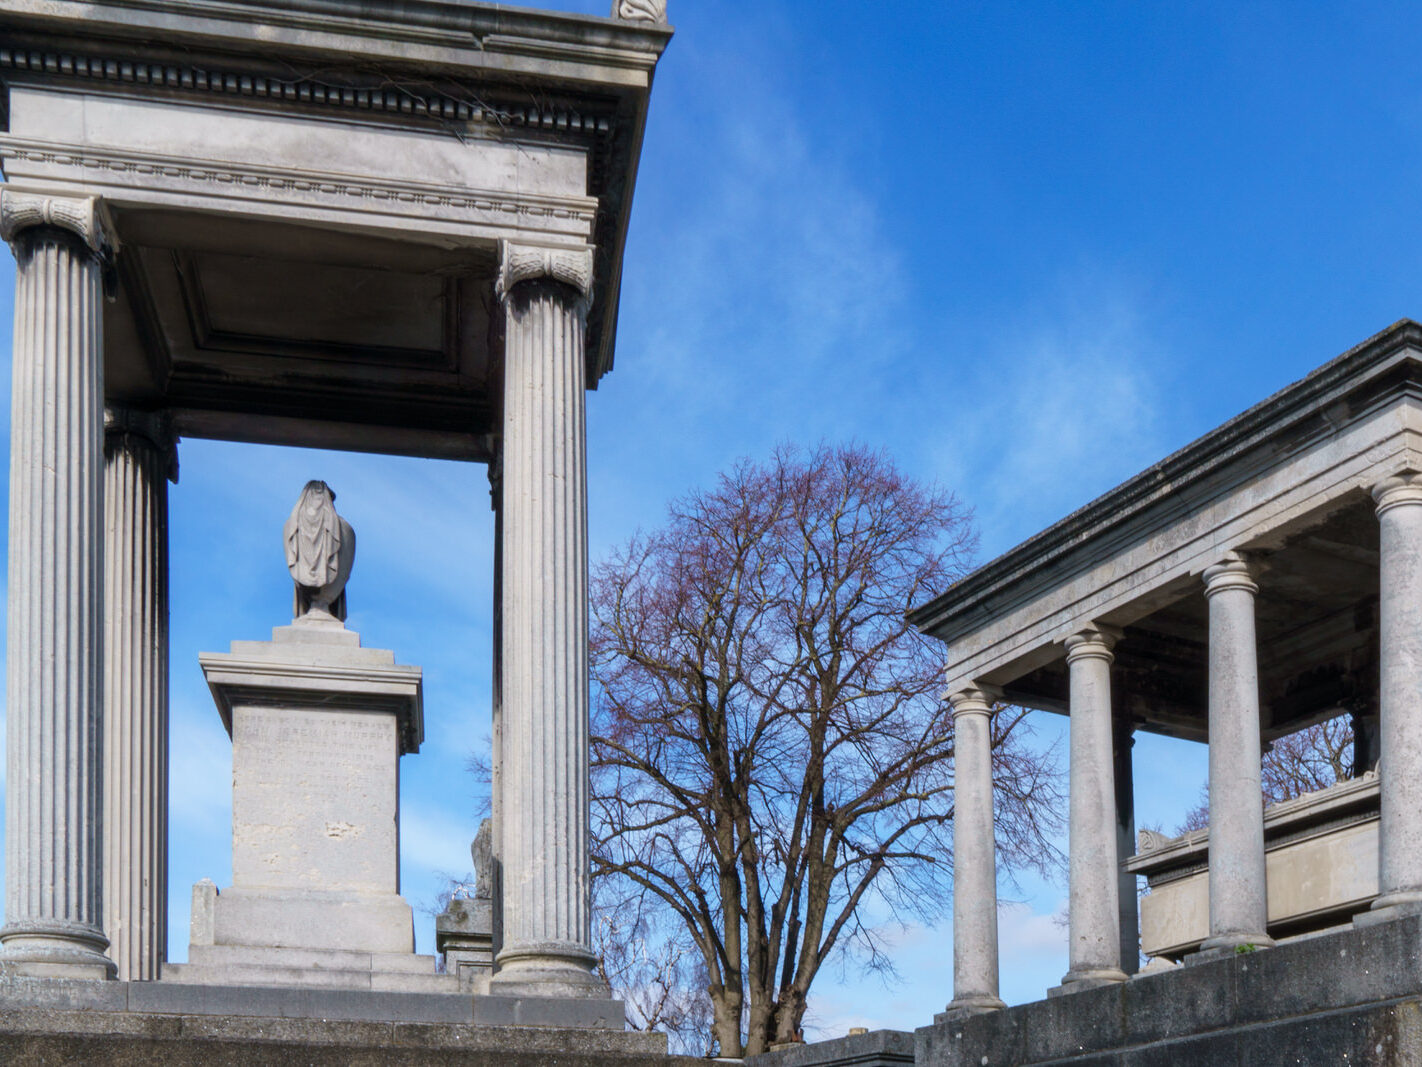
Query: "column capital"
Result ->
[[496, 240, 595, 306], [1065, 625, 1121, 664], [105, 406, 178, 483], [1372, 471, 1422, 516], [613, 0, 668, 22], [0, 190, 115, 258], [948, 686, 1002, 719], [1202, 551, 1258, 598]]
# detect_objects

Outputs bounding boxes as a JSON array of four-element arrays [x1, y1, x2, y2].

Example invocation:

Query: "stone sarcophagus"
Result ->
[[1129, 772, 1381, 962]]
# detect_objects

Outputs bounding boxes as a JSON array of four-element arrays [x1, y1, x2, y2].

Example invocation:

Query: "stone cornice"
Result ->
[[909, 318, 1422, 642], [0, 46, 619, 136], [497, 241, 596, 305], [0, 1, 672, 73], [0, 189, 114, 255]]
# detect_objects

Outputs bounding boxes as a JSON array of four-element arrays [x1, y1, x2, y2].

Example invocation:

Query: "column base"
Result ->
[[490, 942, 608, 1000], [0, 920, 116, 980], [1354, 891, 1422, 929], [936, 993, 1006, 1023], [1193, 930, 1274, 962], [1049, 966, 1127, 996]]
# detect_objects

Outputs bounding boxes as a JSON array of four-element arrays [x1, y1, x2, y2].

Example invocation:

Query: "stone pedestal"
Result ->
[[436, 897, 495, 993], [164, 620, 449, 992]]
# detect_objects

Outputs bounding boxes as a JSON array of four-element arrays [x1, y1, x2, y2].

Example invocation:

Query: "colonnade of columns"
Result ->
[[945, 472, 1422, 1012], [0, 186, 601, 996]]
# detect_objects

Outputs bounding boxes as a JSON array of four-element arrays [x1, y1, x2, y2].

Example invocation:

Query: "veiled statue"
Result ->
[[472, 818, 494, 901], [283, 480, 355, 622]]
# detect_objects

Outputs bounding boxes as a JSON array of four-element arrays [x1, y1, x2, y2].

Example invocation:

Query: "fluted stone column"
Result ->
[[1201, 553, 1273, 952], [944, 688, 1006, 1017], [489, 241, 603, 998], [1114, 724, 1139, 974], [102, 408, 176, 981], [0, 191, 115, 978], [487, 439, 505, 963], [1057, 626, 1127, 993], [1367, 474, 1422, 921]]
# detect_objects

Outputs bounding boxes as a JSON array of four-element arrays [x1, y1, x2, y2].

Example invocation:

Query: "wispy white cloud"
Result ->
[[931, 280, 1181, 557]]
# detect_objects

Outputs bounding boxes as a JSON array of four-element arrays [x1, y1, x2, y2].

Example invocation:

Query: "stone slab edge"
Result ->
[[743, 1029, 915, 1067]]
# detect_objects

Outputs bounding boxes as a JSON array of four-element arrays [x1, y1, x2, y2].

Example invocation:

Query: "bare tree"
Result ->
[[1176, 715, 1357, 833], [590, 444, 1063, 1056]]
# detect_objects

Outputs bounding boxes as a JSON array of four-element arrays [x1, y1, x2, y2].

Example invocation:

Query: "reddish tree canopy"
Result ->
[[590, 444, 1062, 1055]]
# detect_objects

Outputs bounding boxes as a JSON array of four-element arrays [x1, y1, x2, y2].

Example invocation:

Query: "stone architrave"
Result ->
[[943, 687, 1006, 1018], [1056, 625, 1128, 993], [102, 407, 178, 982], [1366, 473, 1422, 922], [490, 240, 605, 998], [0, 190, 116, 979], [1201, 553, 1273, 952]]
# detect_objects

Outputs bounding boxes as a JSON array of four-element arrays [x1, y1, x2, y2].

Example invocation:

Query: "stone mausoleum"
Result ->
[[759, 321, 1422, 1066], [0, 0, 691, 1061]]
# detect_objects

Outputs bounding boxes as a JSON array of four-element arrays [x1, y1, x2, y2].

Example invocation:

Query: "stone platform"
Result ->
[[0, 975, 680, 1065]]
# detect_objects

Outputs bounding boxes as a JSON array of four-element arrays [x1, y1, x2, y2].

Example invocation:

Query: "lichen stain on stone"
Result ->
[[325, 821, 361, 839]]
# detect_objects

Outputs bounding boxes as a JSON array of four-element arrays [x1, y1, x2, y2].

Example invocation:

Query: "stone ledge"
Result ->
[[0, 1006, 697, 1067], [743, 1029, 914, 1066]]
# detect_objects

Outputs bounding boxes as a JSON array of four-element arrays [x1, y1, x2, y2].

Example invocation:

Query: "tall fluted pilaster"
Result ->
[[1201, 553, 1273, 952], [0, 190, 115, 978], [102, 408, 176, 981], [489, 241, 603, 997], [1367, 474, 1422, 921], [944, 688, 1005, 1017], [1057, 625, 1127, 993]]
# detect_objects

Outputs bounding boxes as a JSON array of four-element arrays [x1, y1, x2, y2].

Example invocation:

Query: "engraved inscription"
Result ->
[[231, 705, 398, 894]]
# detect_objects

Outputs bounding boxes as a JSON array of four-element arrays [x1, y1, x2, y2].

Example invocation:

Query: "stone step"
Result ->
[[186, 943, 441, 975], [162, 961, 458, 994]]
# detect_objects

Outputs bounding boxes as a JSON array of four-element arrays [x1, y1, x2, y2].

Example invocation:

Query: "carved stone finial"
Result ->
[[283, 481, 355, 624], [496, 240, 595, 306], [0, 190, 115, 256], [1137, 828, 1170, 853], [472, 817, 494, 900], [613, 0, 667, 22]]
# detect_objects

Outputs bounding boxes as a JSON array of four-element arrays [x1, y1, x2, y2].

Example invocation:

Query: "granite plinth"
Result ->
[[437, 897, 496, 993]]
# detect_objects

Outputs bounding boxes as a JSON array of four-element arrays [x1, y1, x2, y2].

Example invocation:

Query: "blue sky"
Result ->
[[2, 0, 1421, 1041]]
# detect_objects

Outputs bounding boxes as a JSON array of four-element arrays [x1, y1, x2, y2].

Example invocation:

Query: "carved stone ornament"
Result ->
[[0, 189, 114, 255], [1136, 828, 1170, 853], [614, 0, 668, 22], [283, 480, 356, 623], [496, 240, 595, 305]]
